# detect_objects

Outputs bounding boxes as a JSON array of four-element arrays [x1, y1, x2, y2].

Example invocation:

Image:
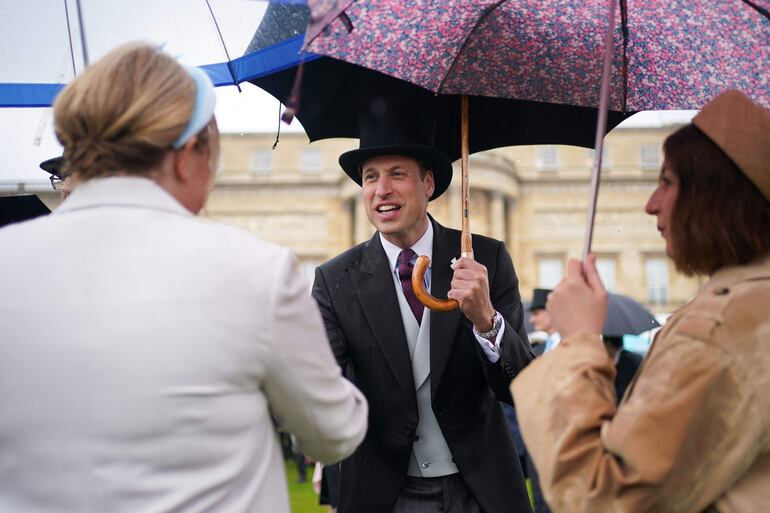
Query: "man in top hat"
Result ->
[[312, 95, 534, 513], [528, 288, 560, 357]]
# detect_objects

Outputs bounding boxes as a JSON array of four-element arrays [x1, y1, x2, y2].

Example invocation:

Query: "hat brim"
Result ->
[[39, 156, 64, 178], [339, 144, 453, 201]]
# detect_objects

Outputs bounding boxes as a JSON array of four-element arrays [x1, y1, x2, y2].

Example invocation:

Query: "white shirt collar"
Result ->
[[379, 219, 433, 272]]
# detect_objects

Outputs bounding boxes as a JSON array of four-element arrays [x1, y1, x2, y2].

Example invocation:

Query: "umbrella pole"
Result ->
[[461, 95, 474, 259], [582, 0, 618, 261], [412, 95, 475, 311]]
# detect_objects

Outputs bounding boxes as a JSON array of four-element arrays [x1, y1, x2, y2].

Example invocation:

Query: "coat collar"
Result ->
[[56, 176, 193, 218], [702, 254, 770, 292]]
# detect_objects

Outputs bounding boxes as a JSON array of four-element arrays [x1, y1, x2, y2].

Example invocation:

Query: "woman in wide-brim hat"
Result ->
[[512, 90, 770, 512]]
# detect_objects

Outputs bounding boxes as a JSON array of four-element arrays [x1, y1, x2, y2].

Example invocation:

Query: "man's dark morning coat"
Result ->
[[312, 218, 535, 513]]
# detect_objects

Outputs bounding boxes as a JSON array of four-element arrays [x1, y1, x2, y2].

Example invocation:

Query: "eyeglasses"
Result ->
[[50, 175, 63, 191]]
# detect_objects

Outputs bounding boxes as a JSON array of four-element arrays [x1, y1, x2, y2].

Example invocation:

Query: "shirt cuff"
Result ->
[[474, 321, 505, 363]]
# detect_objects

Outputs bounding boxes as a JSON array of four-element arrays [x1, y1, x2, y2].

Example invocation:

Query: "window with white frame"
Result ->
[[538, 257, 563, 289], [300, 148, 323, 172], [596, 256, 617, 292], [535, 146, 559, 171], [250, 149, 272, 173], [639, 143, 661, 170], [586, 146, 611, 169], [645, 257, 669, 305]]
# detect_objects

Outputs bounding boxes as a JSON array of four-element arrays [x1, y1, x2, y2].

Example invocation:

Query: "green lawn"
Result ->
[[285, 462, 535, 512], [286, 461, 327, 513]]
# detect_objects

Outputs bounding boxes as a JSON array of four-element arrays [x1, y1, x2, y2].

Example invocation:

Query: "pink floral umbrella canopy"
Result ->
[[305, 0, 770, 111]]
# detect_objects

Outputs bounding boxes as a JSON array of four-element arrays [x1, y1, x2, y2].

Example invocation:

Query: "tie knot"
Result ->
[[397, 248, 416, 279]]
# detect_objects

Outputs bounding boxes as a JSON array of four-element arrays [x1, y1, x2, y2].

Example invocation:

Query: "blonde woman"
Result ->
[[513, 90, 770, 513], [0, 43, 367, 513]]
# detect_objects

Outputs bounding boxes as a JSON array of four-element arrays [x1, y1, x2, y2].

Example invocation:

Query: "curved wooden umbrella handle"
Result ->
[[412, 255, 459, 312]]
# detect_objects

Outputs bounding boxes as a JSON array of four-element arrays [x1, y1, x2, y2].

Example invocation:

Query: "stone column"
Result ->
[[447, 181, 462, 230], [489, 191, 506, 241]]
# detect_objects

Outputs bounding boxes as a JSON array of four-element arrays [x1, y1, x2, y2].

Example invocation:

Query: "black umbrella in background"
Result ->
[[0, 196, 51, 229]]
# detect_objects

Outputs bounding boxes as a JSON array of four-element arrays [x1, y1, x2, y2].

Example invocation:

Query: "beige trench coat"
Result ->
[[512, 255, 770, 513]]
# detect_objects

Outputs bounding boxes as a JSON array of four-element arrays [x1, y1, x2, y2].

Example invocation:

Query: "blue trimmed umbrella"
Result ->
[[0, 0, 313, 108]]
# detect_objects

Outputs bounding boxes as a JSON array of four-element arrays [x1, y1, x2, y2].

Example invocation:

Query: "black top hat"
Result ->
[[339, 94, 453, 200], [40, 156, 65, 179], [529, 288, 552, 311]]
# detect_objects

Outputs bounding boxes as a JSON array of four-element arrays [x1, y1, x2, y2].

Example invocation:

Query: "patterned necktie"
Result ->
[[397, 248, 424, 325]]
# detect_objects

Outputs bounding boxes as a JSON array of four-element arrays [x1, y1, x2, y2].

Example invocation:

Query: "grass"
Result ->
[[286, 461, 327, 513], [285, 462, 535, 512]]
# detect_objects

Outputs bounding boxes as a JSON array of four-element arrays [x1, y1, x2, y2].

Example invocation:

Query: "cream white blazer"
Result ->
[[0, 177, 367, 513]]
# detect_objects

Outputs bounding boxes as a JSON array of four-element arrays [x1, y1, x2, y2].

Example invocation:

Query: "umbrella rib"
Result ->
[[63, 0, 78, 77], [436, 0, 508, 94], [204, 0, 241, 90], [741, 0, 770, 21]]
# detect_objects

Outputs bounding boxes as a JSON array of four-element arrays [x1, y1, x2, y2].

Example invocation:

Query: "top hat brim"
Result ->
[[39, 156, 64, 178], [339, 144, 453, 201]]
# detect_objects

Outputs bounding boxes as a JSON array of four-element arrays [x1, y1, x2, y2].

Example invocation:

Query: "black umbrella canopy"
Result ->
[[251, 57, 632, 161], [0, 196, 51, 229]]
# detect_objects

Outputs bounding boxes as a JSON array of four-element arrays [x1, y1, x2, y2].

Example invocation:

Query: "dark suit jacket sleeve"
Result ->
[[312, 266, 352, 377], [478, 240, 535, 403]]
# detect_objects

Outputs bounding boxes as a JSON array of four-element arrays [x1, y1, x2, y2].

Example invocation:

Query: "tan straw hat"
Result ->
[[693, 90, 770, 201]]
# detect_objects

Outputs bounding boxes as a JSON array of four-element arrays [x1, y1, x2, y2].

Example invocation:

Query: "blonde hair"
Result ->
[[54, 42, 208, 180]]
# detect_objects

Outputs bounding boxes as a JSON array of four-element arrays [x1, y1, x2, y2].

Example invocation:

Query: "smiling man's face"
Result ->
[[361, 154, 434, 249]]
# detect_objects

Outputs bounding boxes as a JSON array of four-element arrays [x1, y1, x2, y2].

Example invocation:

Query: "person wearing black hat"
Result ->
[[40, 155, 79, 199], [312, 94, 534, 513], [528, 288, 560, 357]]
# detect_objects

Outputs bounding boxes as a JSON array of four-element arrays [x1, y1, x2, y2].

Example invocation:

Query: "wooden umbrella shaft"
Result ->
[[411, 95, 473, 312], [460, 95, 474, 259]]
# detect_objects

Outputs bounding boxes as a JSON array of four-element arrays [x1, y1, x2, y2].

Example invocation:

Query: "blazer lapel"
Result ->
[[351, 233, 416, 400], [428, 219, 462, 399]]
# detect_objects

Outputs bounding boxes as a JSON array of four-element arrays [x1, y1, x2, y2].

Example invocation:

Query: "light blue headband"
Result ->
[[172, 66, 216, 149]]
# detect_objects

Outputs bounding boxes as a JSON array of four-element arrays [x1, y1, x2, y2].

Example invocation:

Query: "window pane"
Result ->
[[251, 149, 272, 173], [639, 144, 661, 170], [536, 146, 558, 171], [538, 257, 563, 288], [596, 257, 616, 292], [586, 146, 610, 169], [645, 258, 668, 305], [301, 148, 323, 172]]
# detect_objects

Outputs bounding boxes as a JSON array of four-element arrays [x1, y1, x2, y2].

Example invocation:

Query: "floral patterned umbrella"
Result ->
[[305, 0, 770, 111]]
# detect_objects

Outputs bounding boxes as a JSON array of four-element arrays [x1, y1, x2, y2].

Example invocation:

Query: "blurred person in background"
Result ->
[[0, 43, 367, 513], [40, 155, 78, 199], [513, 90, 770, 513], [602, 335, 643, 403]]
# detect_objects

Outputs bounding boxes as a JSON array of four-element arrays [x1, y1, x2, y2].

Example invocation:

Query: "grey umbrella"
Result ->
[[604, 293, 660, 337], [522, 293, 659, 338]]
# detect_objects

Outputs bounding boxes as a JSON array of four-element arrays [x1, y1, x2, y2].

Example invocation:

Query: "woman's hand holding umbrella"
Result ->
[[548, 255, 608, 339]]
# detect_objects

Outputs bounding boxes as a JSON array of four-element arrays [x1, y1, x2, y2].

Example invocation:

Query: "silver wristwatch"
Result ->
[[473, 311, 503, 340]]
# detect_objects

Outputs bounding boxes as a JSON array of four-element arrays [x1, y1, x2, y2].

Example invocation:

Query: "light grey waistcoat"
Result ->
[[394, 282, 459, 477]]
